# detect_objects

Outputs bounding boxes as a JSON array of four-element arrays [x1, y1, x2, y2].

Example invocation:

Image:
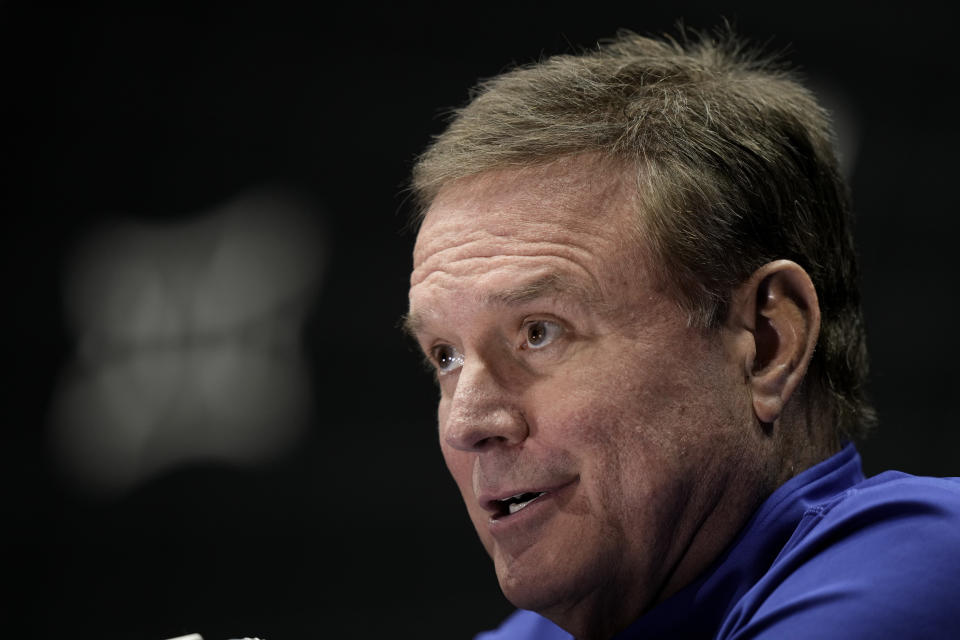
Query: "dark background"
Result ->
[[3, 2, 958, 638]]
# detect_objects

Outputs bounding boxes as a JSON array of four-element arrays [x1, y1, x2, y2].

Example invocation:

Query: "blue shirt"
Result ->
[[476, 444, 960, 639]]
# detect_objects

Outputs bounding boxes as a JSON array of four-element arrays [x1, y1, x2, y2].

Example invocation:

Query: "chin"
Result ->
[[494, 552, 581, 614], [498, 574, 561, 613]]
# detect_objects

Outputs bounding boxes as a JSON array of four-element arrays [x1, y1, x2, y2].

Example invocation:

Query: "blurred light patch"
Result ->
[[50, 189, 326, 498], [810, 78, 861, 181]]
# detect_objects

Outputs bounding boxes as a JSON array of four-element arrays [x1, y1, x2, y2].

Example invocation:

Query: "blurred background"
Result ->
[[3, 1, 957, 638]]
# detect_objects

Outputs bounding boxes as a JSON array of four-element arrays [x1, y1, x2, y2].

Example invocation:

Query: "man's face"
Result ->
[[407, 160, 767, 633]]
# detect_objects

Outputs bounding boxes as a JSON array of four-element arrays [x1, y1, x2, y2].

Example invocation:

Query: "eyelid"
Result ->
[[520, 317, 565, 350], [429, 342, 464, 374]]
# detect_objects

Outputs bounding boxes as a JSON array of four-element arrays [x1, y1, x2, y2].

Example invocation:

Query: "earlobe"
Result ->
[[728, 261, 821, 426]]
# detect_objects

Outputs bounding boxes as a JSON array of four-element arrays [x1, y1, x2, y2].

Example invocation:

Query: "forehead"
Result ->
[[411, 159, 640, 284]]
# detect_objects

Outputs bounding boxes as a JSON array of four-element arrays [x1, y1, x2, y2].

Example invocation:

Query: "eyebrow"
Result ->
[[402, 273, 594, 339]]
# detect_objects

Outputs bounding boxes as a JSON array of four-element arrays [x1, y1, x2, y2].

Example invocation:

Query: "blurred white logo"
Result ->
[[49, 188, 326, 497]]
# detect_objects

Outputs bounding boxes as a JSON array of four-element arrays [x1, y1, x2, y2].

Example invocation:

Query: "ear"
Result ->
[[727, 260, 821, 426]]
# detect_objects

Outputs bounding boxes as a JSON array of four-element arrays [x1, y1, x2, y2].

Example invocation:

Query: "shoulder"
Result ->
[[722, 473, 960, 639], [787, 472, 960, 565]]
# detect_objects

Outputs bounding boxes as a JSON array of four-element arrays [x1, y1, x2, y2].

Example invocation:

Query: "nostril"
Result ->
[[473, 434, 508, 451]]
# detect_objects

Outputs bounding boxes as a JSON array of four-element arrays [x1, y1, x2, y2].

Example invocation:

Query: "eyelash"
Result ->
[[519, 318, 564, 350], [429, 343, 464, 375], [426, 318, 566, 376]]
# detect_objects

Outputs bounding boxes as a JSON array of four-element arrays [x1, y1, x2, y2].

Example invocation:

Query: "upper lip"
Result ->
[[477, 478, 576, 515]]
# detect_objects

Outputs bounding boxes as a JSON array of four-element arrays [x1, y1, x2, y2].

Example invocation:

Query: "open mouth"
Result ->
[[496, 491, 547, 517]]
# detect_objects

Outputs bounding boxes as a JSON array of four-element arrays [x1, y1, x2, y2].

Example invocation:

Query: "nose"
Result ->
[[441, 358, 528, 452]]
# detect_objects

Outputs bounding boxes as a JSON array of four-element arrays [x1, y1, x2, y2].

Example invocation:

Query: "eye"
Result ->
[[522, 319, 563, 350], [431, 343, 464, 374]]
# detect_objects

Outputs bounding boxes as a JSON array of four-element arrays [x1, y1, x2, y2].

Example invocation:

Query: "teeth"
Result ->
[[506, 492, 545, 515], [508, 499, 532, 514]]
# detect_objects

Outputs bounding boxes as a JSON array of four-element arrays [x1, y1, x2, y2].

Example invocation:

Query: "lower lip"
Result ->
[[487, 480, 577, 536]]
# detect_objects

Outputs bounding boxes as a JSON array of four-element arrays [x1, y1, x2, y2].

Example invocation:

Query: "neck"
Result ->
[[544, 451, 781, 639]]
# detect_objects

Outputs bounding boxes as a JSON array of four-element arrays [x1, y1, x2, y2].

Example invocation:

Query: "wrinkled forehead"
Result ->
[[412, 158, 638, 269]]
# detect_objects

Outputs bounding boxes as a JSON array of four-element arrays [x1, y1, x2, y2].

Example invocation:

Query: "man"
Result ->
[[404, 29, 960, 639]]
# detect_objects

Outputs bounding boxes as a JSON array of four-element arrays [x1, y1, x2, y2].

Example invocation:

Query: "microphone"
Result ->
[[165, 635, 263, 640]]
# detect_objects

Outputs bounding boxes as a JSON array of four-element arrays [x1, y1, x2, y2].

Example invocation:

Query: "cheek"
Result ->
[[530, 355, 703, 499], [437, 393, 450, 426], [528, 384, 635, 507]]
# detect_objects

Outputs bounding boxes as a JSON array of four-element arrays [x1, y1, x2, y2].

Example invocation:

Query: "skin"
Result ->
[[407, 157, 824, 639]]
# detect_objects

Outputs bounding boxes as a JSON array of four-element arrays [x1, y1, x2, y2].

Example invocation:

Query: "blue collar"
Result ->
[[614, 444, 864, 638]]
